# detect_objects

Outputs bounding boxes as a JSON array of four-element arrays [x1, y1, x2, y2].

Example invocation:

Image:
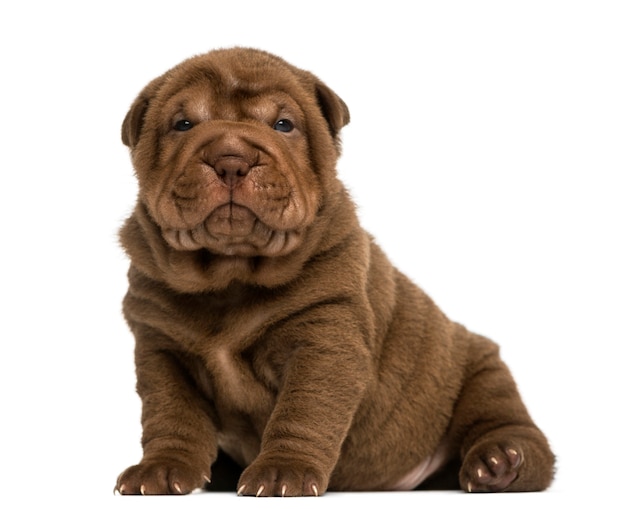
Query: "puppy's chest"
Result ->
[[136, 283, 291, 413], [205, 342, 276, 409], [175, 301, 285, 413]]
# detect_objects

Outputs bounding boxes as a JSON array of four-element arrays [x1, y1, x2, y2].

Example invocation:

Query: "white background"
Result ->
[[1, 1, 624, 507]]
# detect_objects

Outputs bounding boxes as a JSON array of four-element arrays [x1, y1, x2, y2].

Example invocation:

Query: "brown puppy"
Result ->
[[115, 47, 555, 496]]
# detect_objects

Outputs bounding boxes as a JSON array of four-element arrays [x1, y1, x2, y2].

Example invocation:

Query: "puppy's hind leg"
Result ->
[[448, 334, 555, 493]]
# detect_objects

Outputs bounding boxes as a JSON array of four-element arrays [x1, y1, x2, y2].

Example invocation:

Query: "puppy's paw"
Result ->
[[237, 457, 326, 497], [115, 459, 210, 495], [461, 442, 523, 493]]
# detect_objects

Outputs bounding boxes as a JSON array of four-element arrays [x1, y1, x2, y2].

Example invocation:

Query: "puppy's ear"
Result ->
[[121, 96, 148, 148], [121, 76, 165, 148], [315, 82, 350, 138]]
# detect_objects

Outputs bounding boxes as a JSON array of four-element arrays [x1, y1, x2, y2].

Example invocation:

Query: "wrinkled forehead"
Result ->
[[156, 57, 308, 119], [170, 84, 304, 123], [164, 54, 304, 101]]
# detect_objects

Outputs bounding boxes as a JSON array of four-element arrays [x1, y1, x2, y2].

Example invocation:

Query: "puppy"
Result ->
[[115, 47, 555, 496]]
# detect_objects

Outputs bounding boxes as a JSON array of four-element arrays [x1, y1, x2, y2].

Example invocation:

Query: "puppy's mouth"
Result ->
[[161, 203, 304, 257]]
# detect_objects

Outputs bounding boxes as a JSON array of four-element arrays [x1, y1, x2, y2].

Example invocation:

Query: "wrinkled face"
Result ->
[[126, 50, 345, 258]]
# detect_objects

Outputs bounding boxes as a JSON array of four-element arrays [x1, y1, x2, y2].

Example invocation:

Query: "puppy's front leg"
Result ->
[[237, 319, 372, 497], [116, 326, 218, 495]]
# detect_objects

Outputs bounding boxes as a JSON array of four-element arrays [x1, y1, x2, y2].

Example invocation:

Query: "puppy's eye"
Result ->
[[173, 119, 194, 132], [273, 119, 294, 133]]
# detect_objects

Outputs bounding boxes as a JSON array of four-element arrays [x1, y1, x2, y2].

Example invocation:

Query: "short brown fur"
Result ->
[[115, 48, 555, 496]]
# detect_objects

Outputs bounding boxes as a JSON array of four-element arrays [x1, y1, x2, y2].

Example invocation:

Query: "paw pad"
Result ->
[[462, 444, 524, 492]]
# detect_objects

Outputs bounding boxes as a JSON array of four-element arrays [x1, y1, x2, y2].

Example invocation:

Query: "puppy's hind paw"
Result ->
[[461, 443, 523, 493]]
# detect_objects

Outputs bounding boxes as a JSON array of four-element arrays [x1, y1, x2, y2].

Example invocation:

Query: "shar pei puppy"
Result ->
[[115, 47, 555, 496]]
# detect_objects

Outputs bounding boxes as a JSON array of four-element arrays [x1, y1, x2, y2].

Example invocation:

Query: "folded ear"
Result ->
[[121, 96, 148, 148], [121, 76, 166, 148], [315, 81, 350, 139]]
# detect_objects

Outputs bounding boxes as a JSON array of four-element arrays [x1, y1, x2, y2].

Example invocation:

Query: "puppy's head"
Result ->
[[122, 48, 349, 258]]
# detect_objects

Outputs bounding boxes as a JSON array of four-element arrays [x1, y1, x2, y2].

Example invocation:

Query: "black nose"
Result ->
[[213, 156, 251, 187]]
